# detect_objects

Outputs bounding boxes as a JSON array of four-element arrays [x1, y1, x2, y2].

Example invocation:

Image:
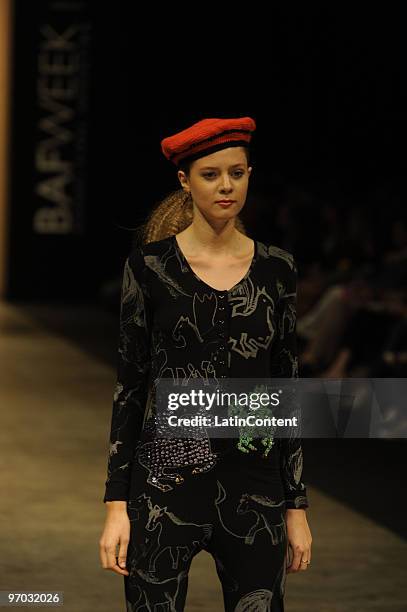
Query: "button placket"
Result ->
[[216, 292, 228, 379]]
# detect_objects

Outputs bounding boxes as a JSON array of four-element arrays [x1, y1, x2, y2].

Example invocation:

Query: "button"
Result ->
[[219, 345, 226, 351], [219, 305, 225, 311], [218, 320, 225, 325], [219, 294, 225, 299], [219, 360, 225, 366], [220, 374, 227, 378]]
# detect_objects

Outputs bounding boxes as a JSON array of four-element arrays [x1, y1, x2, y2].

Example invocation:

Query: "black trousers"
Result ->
[[124, 445, 288, 611]]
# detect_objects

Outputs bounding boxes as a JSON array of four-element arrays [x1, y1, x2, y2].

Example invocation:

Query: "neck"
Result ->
[[183, 222, 243, 255]]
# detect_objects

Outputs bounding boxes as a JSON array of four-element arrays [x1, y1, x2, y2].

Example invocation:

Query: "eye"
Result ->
[[202, 170, 245, 179]]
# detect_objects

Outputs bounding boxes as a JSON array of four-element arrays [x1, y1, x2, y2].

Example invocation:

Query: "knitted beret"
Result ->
[[160, 116, 256, 167]]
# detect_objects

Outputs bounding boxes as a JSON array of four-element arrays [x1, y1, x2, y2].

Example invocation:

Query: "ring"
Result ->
[[301, 559, 310, 564]]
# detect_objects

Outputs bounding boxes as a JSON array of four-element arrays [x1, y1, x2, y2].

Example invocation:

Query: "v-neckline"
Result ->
[[172, 233, 258, 294]]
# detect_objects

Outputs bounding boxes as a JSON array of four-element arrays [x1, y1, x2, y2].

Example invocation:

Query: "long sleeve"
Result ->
[[103, 247, 152, 503], [270, 255, 309, 510]]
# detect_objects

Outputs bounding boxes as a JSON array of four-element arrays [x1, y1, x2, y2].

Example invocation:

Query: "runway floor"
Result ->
[[1, 301, 406, 611]]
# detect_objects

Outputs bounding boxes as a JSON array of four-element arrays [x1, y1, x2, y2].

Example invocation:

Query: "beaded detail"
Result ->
[[134, 411, 219, 492], [135, 437, 218, 492], [228, 384, 275, 458]]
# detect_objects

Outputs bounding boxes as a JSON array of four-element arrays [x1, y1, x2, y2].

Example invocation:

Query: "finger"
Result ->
[[285, 543, 292, 569], [303, 544, 311, 565], [117, 540, 129, 571], [286, 544, 297, 572], [106, 547, 129, 576], [287, 547, 303, 573], [299, 547, 311, 571], [116, 554, 129, 576], [299, 557, 308, 571], [99, 543, 108, 569]]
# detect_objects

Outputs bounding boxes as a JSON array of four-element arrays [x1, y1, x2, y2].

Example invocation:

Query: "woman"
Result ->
[[99, 116, 312, 611]]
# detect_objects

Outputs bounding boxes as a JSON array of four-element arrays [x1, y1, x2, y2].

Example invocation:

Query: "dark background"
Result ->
[[8, 3, 406, 296], [6, 2, 407, 538]]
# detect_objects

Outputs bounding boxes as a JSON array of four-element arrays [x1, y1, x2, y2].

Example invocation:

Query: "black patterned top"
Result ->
[[103, 234, 309, 510]]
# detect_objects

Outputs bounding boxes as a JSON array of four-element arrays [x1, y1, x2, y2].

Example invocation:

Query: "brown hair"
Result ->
[[134, 147, 250, 246]]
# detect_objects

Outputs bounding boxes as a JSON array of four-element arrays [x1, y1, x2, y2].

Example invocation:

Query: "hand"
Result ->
[[285, 509, 312, 573], [99, 502, 130, 576]]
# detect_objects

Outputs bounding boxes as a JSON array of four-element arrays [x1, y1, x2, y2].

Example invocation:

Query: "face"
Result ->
[[178, 146, 252, 222]]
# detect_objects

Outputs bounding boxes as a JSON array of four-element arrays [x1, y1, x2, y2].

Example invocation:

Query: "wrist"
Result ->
[[286, 508, 306, 516], [106, 500, 127, 512]]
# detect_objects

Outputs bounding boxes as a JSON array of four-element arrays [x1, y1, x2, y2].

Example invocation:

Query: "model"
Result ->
[[99, 116, 312, 611]]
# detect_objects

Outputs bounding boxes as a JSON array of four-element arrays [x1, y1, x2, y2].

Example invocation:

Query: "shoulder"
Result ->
[[139, 236, 173, 256], [257, 240, 297, 276], [128, 236, 173, 267]]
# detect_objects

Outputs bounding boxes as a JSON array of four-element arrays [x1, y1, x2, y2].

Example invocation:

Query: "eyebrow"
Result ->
[[199, 164, 245, 170]]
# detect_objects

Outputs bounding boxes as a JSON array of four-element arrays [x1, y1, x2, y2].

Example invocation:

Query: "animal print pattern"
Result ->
[[124, 450, 288, 611], [104, 234, 309, 513]]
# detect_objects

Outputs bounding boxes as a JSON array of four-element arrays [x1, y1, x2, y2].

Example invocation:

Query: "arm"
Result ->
[[103, 247, 152, 503], [270, 255, 309, 510]]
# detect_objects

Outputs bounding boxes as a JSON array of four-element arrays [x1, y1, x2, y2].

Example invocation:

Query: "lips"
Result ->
[[216, 200, 236, 203], [216, 201, 235, 208]]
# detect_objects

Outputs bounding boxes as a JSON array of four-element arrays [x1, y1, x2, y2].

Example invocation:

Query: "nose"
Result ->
[[220, 173, 233, 192]]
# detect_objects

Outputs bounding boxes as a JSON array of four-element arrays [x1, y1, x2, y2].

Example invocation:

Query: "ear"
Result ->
[[248, 166, 253, 177], [178, 170, 189, 190]]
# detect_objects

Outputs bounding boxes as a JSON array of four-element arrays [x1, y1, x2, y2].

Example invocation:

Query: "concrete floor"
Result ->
[[1, 301, 406, 612]]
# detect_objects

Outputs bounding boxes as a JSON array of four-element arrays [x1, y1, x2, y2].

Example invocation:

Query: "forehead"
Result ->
[[193, 146, 247, 169]]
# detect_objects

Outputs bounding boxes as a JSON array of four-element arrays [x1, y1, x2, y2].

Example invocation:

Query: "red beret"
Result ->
[[161, 116, 256, 167]]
